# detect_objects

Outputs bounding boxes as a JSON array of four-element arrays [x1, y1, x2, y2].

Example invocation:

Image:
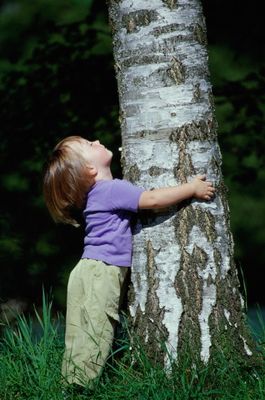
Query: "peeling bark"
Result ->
[[107, 0, 257, 366]]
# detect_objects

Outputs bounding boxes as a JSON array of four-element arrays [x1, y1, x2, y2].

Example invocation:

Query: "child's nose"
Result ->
[[94, 140, 100, 145]]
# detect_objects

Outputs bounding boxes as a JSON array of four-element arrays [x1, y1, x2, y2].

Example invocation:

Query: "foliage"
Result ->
[[204, 0, 265, 302], [0, 298, 264, 399], [0, 1, 121, 308], [0, 0, 93, 70], [210, 60, 265, 305]]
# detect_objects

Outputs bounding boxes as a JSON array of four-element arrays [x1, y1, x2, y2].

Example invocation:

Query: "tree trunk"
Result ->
[[107, 0, 256, 367]]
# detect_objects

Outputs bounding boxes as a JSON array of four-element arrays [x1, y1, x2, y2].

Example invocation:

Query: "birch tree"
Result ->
[[107, 0, 256, 366]]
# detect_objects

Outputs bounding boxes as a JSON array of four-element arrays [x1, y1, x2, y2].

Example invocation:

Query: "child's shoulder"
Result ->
[[93, 178, 127, 188]]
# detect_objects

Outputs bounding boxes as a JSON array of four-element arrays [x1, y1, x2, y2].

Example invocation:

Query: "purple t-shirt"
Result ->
[[81, 179, 144, 267]]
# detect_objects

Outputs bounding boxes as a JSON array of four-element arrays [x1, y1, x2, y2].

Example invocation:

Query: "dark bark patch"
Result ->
[[208, 90, 216, 110], [215, 260, 242, 317], [167, 56, 185, 85], [209, 301, 260, 366], [126, 164, 141, 183], [131, 241, 169, 364], [170, 119, 217, 143], [148, 166, 165, 176], [213, 249, 222, 276], [211, 259, 258, 364], [173, 206, 193, 248], [152, 23, 179, 37], [173, 152, 195, 183], [128, 280, 136, 307], [192, 244, 208, 270], [107, 2, 122, 35], [121, 54, 164, 68], [123, 10, 159, 33], [162, 0, 179, 10], [175, 250, 203, 359], [193, 82, 202, 102], [173, 125, 196, 183], [193, 207, 217, 243], [193, 23, 208, 46], [208, 149, 223, 176]]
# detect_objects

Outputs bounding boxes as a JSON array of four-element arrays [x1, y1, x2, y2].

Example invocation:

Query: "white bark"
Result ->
[[108, 0, 256, 365]]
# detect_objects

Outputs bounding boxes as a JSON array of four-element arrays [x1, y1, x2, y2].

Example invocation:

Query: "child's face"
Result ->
[[79, 139, 113, 170]]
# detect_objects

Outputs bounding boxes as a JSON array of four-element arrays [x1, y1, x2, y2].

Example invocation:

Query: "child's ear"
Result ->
[[88, 165, 98, 177]]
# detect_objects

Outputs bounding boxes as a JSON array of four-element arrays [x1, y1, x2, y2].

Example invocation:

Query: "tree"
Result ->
[[107, 0, 257, 367]]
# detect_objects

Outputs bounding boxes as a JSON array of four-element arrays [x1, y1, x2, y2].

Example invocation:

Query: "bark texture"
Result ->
[[107, 0, 256, 367]]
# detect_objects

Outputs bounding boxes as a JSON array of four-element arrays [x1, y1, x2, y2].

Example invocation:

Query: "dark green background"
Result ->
[[0, 0, 264, 313]]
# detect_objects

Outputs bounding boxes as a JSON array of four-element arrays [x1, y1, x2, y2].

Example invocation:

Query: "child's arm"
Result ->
[[138, 175, 215, 210]]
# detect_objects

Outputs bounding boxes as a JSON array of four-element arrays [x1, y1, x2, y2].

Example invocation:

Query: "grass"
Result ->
[[0, 295, 264, 400], [0, 294, 64, 400]]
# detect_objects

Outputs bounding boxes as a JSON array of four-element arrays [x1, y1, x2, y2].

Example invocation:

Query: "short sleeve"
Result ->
[[111, 179, 145, 212]]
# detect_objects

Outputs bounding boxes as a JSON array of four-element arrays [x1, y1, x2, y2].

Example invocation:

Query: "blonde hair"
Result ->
[[43, 136, 95, 226]]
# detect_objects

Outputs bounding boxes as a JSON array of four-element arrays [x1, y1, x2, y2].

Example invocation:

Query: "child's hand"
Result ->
[[191, 175, 215, 201]]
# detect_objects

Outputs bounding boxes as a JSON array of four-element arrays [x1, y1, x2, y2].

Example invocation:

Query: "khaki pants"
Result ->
[[61, 259, 128, 386]]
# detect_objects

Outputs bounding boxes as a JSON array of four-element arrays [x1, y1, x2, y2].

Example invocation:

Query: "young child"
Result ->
[[43, 135, 215, 388]]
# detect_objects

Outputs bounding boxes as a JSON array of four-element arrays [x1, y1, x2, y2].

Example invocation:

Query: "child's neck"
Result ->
[[95, 167, 113, 181]]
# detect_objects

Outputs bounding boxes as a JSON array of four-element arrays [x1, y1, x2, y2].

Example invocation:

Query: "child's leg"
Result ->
[[61, 259, 128, 386]]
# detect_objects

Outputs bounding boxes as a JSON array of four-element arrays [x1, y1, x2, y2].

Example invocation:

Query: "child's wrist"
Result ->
[[187, 181, 196, 197]]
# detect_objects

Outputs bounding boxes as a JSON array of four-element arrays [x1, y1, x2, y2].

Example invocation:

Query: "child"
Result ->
[[43, 135, 215, 388]]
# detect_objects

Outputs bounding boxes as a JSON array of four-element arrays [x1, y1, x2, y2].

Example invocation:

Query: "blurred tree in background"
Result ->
[[0, 0, 264, 311]]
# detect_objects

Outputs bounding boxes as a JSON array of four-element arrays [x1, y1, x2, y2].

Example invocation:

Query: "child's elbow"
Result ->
[[138, 191, 159, 209]]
